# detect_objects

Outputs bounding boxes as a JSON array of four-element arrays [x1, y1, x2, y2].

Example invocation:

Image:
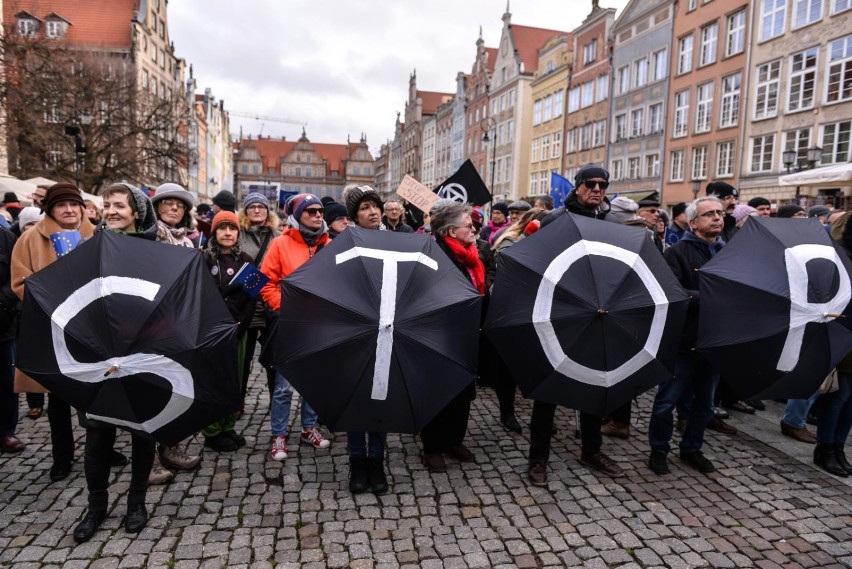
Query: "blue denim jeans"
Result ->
[[817, 373, 852, 445], [782, 393, 819, 429], [649, 352, 718, 454], [347, 432, 386, 458], [270, 372, 317, 436]]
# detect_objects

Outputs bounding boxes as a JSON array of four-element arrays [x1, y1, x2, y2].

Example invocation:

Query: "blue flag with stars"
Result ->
[[550, 172, 573, 208], [50, 231, 81, 258], [229, 262, 270, 297]]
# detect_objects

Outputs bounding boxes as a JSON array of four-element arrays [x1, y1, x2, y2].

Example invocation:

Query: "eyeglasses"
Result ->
[[303, 208, 325, 216], [698, 209, 725, 219], [246, 204, 267, 211], [792, 211, 807, 218], [160, 199, 186, 210], [453, 224, 475, 231], [583, 181, 610, 190]]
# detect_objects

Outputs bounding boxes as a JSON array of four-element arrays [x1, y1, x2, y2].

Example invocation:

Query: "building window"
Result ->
[[678, 35, 694, 74], [716, 141, 735, 177], [834, 0, 852, 13], [784, 128, 812, 165], [760, 0, 787, 41], [645, 154, 660, 178], [592, 120, 606, 147], [583, 39, 597, 64], [543, 95, 553, 121], [142, 70, 149, 89], [673, 90, 690, 137], [581, 82, 594, 108], [554, 91, 564, 118], [46, 143, 62, 167], [617, 65, 630, 94], [541, 135, 551, 159], [700, 23, 719, 66], [43, 105, 60, 124], [151, 43, 157, 61], [634, 58, 649, 88], [533, 100, 542, 125], [17, 17, 38, 36], [788, 47, 818, 111], [579, 125, 592, 150], [669, 150, 685, 182], [750, 134, 775, 172], [687, 0, 697, 10], [695, 82, 714, 133], [754, 60, 781, 118], [611, 159, 624, 181], [566, 128, 577, 153], [652, 49, 668, 81], [631, 108, 645, 137], [793, 0, 823, 27], [649, 103, 663, 133], [719, 73, 741, 127], [509, 90, 516, 107], [596, 75, 609, 102], [628, 157, 641, 179], [821, 121, 851, 163], [614, 114, 627, 141], [827, 35, 852, 103], [726, 10, 747, 56], [45, 20, 67, 39], [568, 87, 580, 113], [691, 146, 708, 179], [552, 132, 562, 157]]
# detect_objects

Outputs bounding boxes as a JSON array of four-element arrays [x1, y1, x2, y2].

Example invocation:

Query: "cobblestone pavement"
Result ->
[[2, 362, 852, 569]]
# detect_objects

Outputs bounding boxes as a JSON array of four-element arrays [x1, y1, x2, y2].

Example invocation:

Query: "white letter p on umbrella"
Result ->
[[50, 276, 194, 433]]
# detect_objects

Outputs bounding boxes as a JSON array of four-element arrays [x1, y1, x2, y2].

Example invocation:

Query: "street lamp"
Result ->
[[64, 110, 93, 189], [480, 116, 496, 201], [807, 145, 823, 168], [782, 149, 797, 173], [691, 180, 700, 200]]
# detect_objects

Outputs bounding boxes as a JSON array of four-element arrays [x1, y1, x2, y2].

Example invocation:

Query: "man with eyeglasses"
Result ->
[[706, 181, 739, 242], [648, 196, 726, 476], [528, 164, 624, 486], [381, 199, 413, 233], [30, 185, 48, 209]]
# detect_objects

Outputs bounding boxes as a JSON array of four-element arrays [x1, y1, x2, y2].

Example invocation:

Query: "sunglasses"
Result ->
[[583, 181, 609, 190], [303, 207, 325, 216]]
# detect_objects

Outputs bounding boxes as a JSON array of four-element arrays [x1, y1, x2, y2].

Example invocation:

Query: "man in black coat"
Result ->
[[647, 196, 725, 475], [0, 226, 23, 453], [527, 164, 622, 486]]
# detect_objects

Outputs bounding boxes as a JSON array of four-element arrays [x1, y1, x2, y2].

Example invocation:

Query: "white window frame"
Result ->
[[628, 157, 641, 179], [754, 60, 781, 119], [726, 10, 746, 57], [552, 131, 562, 157], [614, 114, 627, 141], [691, 146, 708, 180], [750, 134, 775, 172], [760, 0, 787, 41], [673, 90, 690, 137], [617, 66, 630, 94], [634, 58, 649, 88], [631, 108, 645, 138], [648, 103, 663, 133], [593, 120, 606, 147], [793, 0, 824, 28], [783, 127, 812, 166], [788, 47, 818, 112], [820, 120, 851, 164], [554, 91, 564, 118], [834, 0, 852, 13], [716, 141, 735, 177], [678, 35, 694, 74], [827, 35, 852, 103], [652, 49, 668, 81], [695, 82, 714, 133], [700, 23, 719, 66], [669, 150, 685, 182], [645, 153, 660, 178], [720, 73, 741, 128], [596, 75, 609, 102], [611, 159, 624, 181]]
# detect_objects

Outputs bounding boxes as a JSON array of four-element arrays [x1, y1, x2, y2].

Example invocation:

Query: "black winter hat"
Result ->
[[574, 164, 610, 187], [211, 190, 236, 211], [324, 202, 348, 224], [706, 181, 738, 198]]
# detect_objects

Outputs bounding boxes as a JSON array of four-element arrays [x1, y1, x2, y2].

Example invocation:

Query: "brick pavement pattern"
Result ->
[[2, 361, 852, 568]]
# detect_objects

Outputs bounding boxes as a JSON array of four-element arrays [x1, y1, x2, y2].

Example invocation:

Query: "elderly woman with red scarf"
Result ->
[[420, 201, 486, 472]]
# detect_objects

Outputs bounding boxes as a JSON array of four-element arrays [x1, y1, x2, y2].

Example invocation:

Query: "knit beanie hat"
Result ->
[[323, 202, 348, 225], [18, 206, 44, 229], [777, 204, 805, 218], [342, 185, 383, 221], [212, 190, 237, 211], [608, 196, 638, 224], [243, 192, 270, 211], [287, 193, 323, 221], [705, 181, 738, 198], [575, 164, 610, 187], [42, 182, 84, 214], [211, 210, 240, 233], [492, 202, 509, 217], [672, 202, 687, 218], [732, 204, 756, 223]]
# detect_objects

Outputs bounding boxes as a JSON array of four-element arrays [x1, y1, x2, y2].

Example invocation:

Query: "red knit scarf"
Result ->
[[443, 236, 486, 295]]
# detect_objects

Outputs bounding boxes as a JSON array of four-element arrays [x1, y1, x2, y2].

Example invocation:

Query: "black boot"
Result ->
[[835, 444, 852, 475], [124, 504, 148, 533], [814, 443, 849, 477], [73, 509, 106, 543], [367, 456, 389, 495], [348, 457, 369, 494]]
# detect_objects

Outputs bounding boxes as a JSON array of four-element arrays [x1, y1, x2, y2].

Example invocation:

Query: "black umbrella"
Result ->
[[274, 226, 482, 433], [484, 213, 689, 416], [17, 230, 239, 445], [698, 217, 852, 399]]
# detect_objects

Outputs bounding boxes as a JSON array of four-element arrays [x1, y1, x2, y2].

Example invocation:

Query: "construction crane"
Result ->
[[229, 111, 306, 136]]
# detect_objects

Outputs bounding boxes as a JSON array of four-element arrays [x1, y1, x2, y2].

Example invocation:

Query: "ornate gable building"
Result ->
[[464, 34, 498, 184], [401, 71, 453, 184]]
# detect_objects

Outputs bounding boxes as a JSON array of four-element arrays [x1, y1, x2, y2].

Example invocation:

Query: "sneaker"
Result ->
[[780, 420, 817, 444], [148, 454, 175, 485], [648, 451, 669, 474], [707, 417, 738, 435], [300, 427, 330, 449], [159, 443, 201, 470], [316, 423, 335, 440], [204, 433, 237, 452], [713, 407, 729, 419], [270, 435, 288, 461], [600, 420, 630, 439], [680, 450, 715, 473], [528, 459, 548, 486], [579, 452, 624, 477]]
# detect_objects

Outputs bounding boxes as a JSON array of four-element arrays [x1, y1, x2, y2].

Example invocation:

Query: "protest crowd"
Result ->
[[1, 162, 851, 547]]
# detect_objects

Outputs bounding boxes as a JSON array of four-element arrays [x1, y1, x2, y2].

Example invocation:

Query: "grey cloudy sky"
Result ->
[[169, 1, 629, 155]]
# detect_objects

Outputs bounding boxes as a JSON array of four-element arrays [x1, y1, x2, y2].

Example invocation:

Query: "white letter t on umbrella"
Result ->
[[336, 247, 438, 400]]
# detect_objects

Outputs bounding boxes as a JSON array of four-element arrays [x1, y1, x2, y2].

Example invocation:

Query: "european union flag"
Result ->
[[50, 231, 81, 258], [550, 172, 574, 208], [229, 262, 270, 298]]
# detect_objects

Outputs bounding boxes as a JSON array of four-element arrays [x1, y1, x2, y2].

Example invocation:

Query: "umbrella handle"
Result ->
[[825, 313, 844, 319], [104, 365, 119, 377]]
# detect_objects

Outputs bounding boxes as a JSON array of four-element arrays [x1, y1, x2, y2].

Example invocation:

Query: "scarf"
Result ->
[[156, 220, 190, 245], [288, 214, 328, 246], [486, 219, 507, 244], [443, 236, 486, 295]]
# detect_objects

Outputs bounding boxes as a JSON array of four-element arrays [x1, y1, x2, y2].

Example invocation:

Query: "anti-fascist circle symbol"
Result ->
[[533, 240, 669, 387], [438, 183, 468, 203]]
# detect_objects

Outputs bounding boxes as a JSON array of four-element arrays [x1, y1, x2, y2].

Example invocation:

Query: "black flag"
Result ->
[[434, 159, 492, 206]]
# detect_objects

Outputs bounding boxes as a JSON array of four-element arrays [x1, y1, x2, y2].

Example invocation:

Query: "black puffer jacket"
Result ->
[[0, 228, 18, 342], [202, 247, 257, 337], [541, 191, 611, 226]]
